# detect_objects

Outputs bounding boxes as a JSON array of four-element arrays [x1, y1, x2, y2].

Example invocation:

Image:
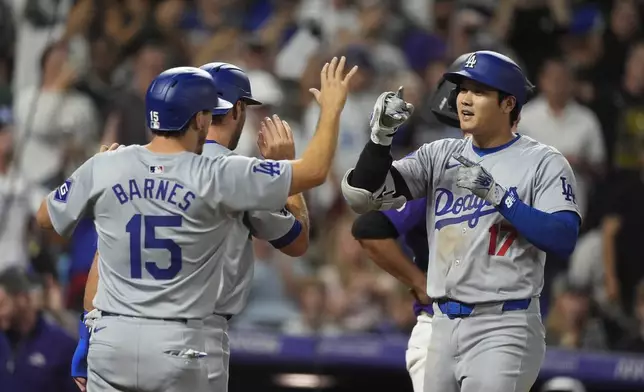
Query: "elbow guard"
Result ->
[[341, 169, 407, 214]]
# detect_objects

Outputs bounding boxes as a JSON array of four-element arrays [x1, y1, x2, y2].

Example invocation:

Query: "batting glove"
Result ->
[[370, 87, 414, 146], [452, 153, 508, 207]]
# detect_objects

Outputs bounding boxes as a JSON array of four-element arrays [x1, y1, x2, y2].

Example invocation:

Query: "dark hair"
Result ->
[[0, 267, 32, 296], [211, 103, 242, 126]]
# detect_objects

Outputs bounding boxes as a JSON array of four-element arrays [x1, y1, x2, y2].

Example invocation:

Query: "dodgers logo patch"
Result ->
[[54, 179, 73, 203]]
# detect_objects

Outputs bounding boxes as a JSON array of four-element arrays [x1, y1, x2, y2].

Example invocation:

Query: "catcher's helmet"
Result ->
[[444, 51, 532, 108], [145, 67, 232, 132], [199, 62, 262, 115]]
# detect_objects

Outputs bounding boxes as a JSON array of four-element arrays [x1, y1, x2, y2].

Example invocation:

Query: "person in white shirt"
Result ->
[[520, 57, 606, 216]]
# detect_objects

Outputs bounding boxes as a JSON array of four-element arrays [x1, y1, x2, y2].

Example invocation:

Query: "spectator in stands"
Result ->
[[596, 0, 641, 85], [545, 275, 607, 351], [101, 41, 168, 147], [231, 240, 301, 331], [0, 107, 48, 273], [376, 286, 416, 335], [284, 277, 341, 336], [593, 40, 644, 170], [601, 141, 644, 314], [319, 214, 393, 333], [0, 268, 76, 392], [13, 41, 99, 189], [302, 46, 380, 215], [521, 56, 606, 217], [616, 279, 644, 353]]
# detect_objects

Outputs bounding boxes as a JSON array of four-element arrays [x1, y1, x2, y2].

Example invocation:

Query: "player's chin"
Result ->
[[459, 117, 477, 132]]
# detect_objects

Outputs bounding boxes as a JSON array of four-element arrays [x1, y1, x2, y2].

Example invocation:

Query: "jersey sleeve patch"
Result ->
[[54, 179, 73, 203]]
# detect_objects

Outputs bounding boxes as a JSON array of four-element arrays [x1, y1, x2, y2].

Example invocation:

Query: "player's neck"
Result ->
[[471, 130, 514, 149], [146, 136, 193, 154], [206, 127, 232, 149]]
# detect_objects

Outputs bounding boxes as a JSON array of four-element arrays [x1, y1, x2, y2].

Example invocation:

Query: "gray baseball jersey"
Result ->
[[201, 141, 300, 315], [392, 134, 580, 303], [46, 145, 292, 319]]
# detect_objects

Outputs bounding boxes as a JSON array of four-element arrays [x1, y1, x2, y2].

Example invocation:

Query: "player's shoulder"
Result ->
[[516, 134, 568, 163], [201, 141, 235, 158], [415, 137, 468, 157]]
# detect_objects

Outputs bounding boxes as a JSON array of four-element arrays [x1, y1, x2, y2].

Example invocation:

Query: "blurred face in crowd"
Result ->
[[539, 60, 574, 108], [0, 287, 14, 331], [0, 288, 31, 331], [424, 61, 448, 94], [135, 45, 167, 94], [348, 68, 373, 93], [43, 44, 69, 81], [299, 282, 326, 317], [625, 44, 644, 90], [612, 0, 639, 40], [359, 2, 386, 37], [456, 79, 515, 135]]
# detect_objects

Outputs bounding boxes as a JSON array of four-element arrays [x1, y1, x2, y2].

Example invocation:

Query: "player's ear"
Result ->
[[194, 110, 212, 131], [501, 96, 516, 114]]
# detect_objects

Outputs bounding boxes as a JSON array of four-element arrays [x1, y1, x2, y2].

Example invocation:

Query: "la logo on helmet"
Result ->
[[464, 54, 477, 69]]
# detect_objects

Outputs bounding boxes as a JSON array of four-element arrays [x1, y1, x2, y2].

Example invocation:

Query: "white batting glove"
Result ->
[[452, 153, 508, 207], [370, 87, 414, 146]]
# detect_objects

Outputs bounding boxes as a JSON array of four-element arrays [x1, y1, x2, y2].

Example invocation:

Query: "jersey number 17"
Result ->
[[487, 223, 517, 256], [126, 214, 182, 280]]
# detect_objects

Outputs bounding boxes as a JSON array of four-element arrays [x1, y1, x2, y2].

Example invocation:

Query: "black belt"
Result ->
[[101, 311, 193, 324]]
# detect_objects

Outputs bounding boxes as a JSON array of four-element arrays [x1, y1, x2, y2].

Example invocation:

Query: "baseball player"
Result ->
[[341, 51, 581, 392], [198, 62, 309, 390], [351, 60, 466, 392], [37, 59, 357, 392]]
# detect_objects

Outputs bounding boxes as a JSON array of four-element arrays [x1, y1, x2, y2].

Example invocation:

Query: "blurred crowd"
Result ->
[[2, 0, 644, 388]]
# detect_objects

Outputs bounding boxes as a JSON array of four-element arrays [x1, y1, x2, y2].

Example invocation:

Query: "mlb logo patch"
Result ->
[[54, 179, 73, 203], [149, 165, 164, 174]]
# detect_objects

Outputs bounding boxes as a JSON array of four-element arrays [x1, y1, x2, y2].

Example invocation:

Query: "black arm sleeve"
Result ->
[[351, 211, 400, 240], [350, 141, 393, 192], [349, 140, 412, 199]]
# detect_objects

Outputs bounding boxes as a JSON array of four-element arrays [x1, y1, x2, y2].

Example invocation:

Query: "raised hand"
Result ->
[[370, 86, 415, 146], [309, 56, 359, 113], [257, 114, 295, 161]]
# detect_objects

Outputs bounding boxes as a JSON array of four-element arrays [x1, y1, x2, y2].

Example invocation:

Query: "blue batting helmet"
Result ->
[[199, 62, 262, 115], [444, 51, 531, 107], [145, 66, 233, 131]]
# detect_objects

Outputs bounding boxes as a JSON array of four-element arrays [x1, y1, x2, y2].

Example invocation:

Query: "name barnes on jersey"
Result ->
[[111, 177, 196, 212]]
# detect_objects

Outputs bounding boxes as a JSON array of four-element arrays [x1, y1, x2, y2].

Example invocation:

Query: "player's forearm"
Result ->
[[497, 192, 579, 258], [289, 109, 341, 194], [276, 194, 310, 257], [358, 238, 427, 295], [350, 141, 393, 192], [285, 193, 309, 235], [84, 253, 99, 312]]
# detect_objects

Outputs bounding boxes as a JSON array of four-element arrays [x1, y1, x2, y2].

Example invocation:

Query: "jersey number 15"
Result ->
[[126, 214, 182, 280]]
